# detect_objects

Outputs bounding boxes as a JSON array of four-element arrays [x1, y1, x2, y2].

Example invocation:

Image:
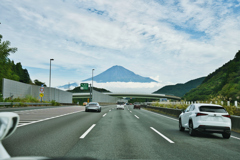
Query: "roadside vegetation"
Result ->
[[0, 95, 60, 107], [151, 101, 240, 116]]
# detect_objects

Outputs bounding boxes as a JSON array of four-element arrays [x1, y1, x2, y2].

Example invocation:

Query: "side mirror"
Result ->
[[0, 112, 19, 159]]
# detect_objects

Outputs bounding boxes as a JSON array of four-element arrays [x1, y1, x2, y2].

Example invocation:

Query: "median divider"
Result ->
[[141, 105, 240, 132]]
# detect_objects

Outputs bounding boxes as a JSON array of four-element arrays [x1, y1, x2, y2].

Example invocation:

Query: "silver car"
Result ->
[[85, 102, 101, 112]]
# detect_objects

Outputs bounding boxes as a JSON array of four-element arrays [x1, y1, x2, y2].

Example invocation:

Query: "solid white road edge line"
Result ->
[[17, 110, 83, 128], [80, 124, 96, 139], [135, 115, 139, 119], [103, 113, 107, 117], [231, 136, 240, 140], [150, 127, 174, 143]]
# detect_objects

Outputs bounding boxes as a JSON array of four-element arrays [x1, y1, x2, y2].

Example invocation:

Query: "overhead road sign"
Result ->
[[80, 83, 89, 90]]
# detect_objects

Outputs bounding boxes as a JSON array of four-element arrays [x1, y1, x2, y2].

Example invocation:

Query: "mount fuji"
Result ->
[[83, 65, 157, 83]]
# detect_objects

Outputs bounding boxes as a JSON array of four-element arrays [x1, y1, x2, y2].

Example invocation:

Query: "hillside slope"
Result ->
[[153, 77, 205, 97], [183, 50, 240, 101]]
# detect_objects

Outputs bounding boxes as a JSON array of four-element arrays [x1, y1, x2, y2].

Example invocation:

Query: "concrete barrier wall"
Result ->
[[143, 106, 240, 132], [2, 78, 72, 103], [92, 90, 119, 103]]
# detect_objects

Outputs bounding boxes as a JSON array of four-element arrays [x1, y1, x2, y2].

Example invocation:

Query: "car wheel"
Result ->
[[85, 109, 88, 112], [99, 108, 101, 112], [189, 121, 196, 136], [179, 119, 185, 131], [222, 132, 231, 139]]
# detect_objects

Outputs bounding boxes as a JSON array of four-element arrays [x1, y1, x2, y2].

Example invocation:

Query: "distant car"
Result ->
[[85, 102, 101, 112], [83, 102, 88, 106], [133, 102, 141, 109], [116, 102, 125, 110], [179, 104, 231, 139]]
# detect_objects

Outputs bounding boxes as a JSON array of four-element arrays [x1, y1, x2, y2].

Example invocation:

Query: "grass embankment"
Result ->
[[0, 95, 60, 107], [151, 102, 240, 116]]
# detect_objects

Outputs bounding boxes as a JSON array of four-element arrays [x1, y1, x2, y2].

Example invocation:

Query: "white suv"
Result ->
[[179, 104, 231, 139]]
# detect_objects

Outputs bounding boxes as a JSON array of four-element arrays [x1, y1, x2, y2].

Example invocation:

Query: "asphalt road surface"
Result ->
[[2, 105, 240, 159]]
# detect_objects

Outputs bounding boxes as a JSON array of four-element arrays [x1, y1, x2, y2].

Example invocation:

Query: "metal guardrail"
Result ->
[[0, 102, 51, 106]]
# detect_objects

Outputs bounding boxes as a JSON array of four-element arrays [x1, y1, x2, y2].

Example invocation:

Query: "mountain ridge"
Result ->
[[83, 65, 157, 83], [183, 50, 240, 101], [153, 77, 206, 97]]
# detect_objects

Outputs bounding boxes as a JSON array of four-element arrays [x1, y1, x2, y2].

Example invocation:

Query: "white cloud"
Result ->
[[1, 0, 240, 92], [84, 81, 169, 94]]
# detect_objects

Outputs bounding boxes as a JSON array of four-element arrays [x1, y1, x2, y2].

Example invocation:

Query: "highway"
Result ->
[[2, 105, 240, 159]]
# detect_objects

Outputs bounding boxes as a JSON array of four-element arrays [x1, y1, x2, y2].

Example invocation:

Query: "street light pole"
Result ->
[[49, 59, 54, 101], [92, 69, 94, 102]]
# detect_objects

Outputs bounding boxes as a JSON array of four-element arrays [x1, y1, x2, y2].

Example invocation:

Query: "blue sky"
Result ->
[[1, 0, 240, 93]]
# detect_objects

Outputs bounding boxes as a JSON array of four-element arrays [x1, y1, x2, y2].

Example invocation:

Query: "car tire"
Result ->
[[99, 108, 101, 112], [179, 119, 185, 131], [189, 121, 196, 136], [85, 109, 88, 112], [222, 132, 231, 139]]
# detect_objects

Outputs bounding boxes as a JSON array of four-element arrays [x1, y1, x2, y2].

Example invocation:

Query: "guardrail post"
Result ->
[[235, 101, 238, 107], [227, 101, 230, 106]]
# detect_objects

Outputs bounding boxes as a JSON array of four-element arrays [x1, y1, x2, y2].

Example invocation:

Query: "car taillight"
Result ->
[[196, 113, 208, 116], [222, 115, 231, 118]]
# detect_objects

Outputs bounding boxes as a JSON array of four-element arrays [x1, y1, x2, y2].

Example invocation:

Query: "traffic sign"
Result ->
[[40, 87, 44, 93], [80, 83, 89, 90], [40, 93, 44, 97]]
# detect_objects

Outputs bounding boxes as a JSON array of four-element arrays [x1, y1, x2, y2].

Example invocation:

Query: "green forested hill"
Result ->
[[68, 87, 111, 93], [0, 34, 32, 93], [153, 77, 205, 97], [183, 50, 240, 101]]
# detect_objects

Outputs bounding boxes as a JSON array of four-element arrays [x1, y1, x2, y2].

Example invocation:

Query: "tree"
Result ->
[[34, 79, 47, 87], [0, 34, 17, 63], [0, 34, 18, 93]]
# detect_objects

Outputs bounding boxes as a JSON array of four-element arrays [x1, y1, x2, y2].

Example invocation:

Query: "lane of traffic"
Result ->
[[127, 105, 240, 159], [65, 105, 178, 159], [2, 105, 113, 157]]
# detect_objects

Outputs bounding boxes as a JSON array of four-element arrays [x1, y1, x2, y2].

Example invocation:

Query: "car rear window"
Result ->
[[199, 106, 227, 113], [89, 103, 97, 106]]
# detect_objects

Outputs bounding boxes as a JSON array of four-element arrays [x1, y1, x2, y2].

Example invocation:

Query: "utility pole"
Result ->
[[49, 59, 54, 101], [92, 69, 94, 102]]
